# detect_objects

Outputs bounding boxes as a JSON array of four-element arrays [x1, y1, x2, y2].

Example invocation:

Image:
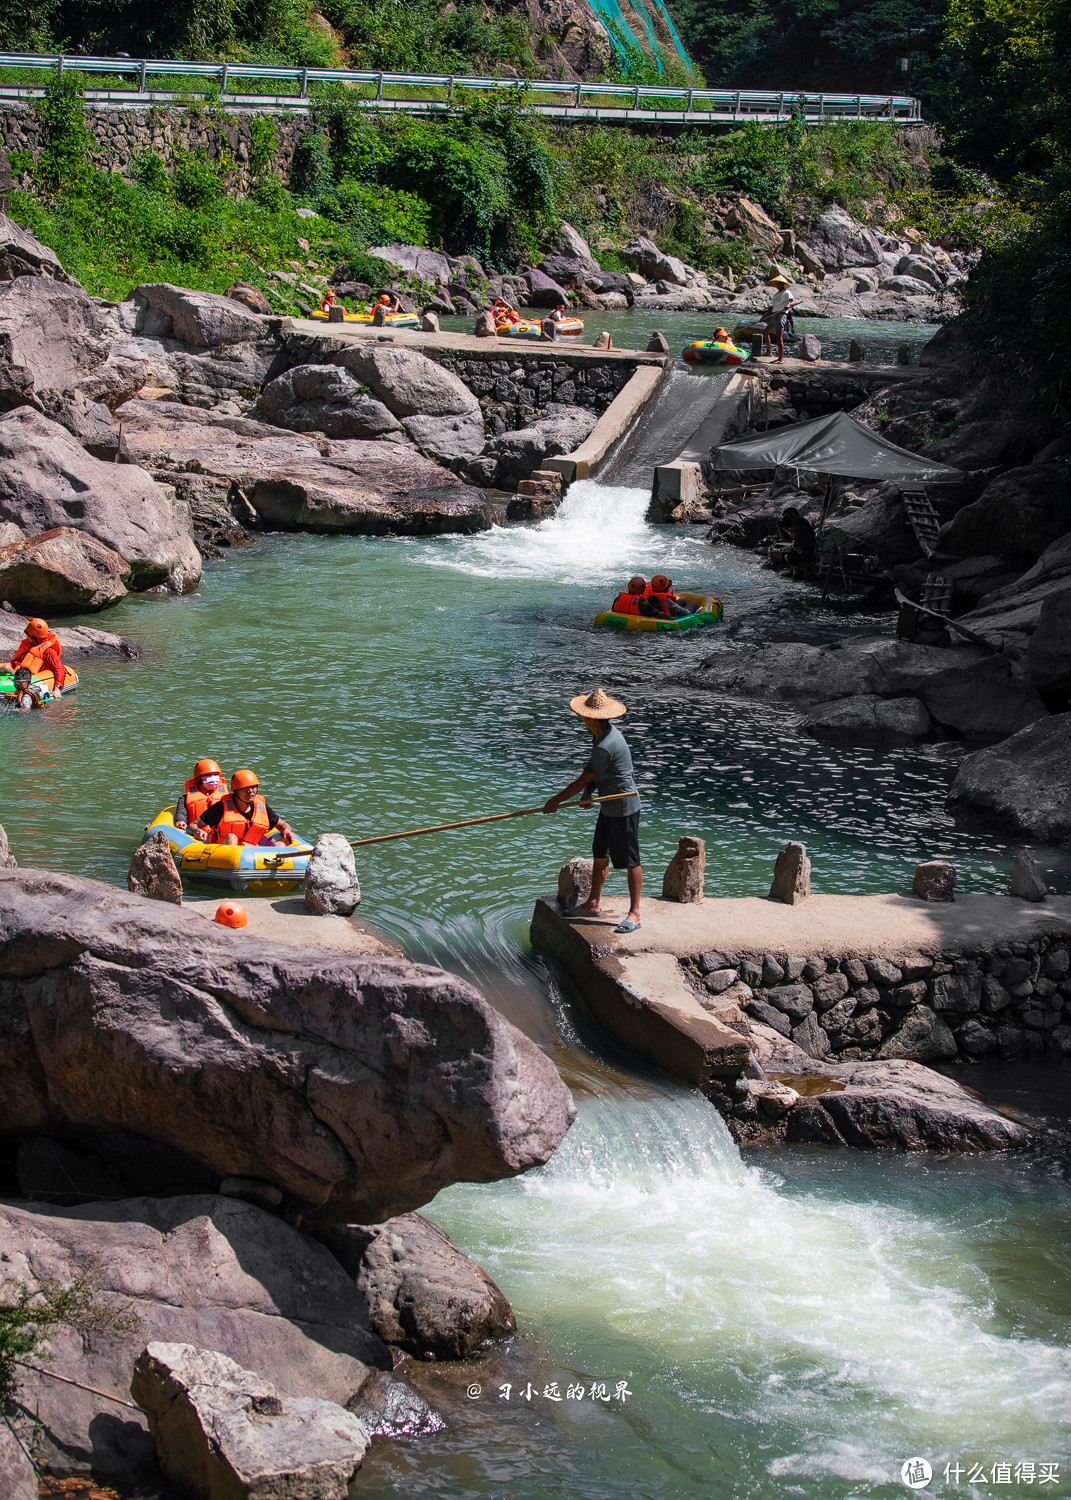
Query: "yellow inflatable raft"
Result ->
[[496, 317, 584, 339], [594, 593, 723, 632], [144, 808, 313, 895], [309, 310, 419, 327]]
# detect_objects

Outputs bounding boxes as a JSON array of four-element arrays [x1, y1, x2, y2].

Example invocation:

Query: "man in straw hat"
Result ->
[[543, 688, 643, 933], [761, 274, 797, 363]]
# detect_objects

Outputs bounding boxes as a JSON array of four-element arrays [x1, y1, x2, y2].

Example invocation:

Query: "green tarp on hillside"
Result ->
[[710, 410, 963, 482]]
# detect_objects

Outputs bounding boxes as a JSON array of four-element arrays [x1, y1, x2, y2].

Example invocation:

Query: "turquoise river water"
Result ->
[[2, 453, 1069, 1497]]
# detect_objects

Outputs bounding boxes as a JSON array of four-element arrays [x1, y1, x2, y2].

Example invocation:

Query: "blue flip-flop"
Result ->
[[614, 919, 642, 934]]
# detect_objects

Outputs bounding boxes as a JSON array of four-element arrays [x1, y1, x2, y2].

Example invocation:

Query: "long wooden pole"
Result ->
[[263, 792, 636, 860]]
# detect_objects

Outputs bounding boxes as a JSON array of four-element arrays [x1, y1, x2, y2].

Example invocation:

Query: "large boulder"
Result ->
[[948, 713, 1071, 844], [0, 1424, 35, 1500], [0, 209, 73, 282], [470, 404, 597, 488], [0, 610, 140, 664], [116, 400, 493, 537], [132, 1342, 369, 1500], [548, 223, 599, 269], [918, 654, 1048, 739], [821, 485, 921, 566], [803, 206, 883, 269], [523, 266, 571, 307], [957, 532, 1071, 655], [316, 1213, 515, 1360], [366, 244, 453, 286], [326, 345, 485, 461], [0, 1193, 393, 1483], [0, 868, 575, 1221], [305, 832, 361, 916], [0, 407, 201, 590], [129, 282, 267, 347], [1023, 585, 1071, 695], [258, 364, 403, 440], [723, 196, 784, 255], [0, 274, 110, 403], [621, 236, 689, 286], [941, 464, 1071, 564], [0, 525, 130, 612]]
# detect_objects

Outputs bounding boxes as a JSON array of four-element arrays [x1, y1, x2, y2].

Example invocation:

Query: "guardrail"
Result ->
[[0, 52, 922, 123]]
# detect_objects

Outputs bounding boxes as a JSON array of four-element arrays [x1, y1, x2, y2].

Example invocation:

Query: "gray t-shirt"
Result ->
[[584, 723, 641, 817]]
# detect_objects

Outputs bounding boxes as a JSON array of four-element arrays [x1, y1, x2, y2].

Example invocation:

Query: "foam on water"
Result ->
[[425, 1092, 1071, 1496], [421, 480, 714, 585]]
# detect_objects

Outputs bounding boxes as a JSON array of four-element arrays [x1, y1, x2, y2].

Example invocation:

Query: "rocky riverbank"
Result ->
[[0, 857, 575, 1491]]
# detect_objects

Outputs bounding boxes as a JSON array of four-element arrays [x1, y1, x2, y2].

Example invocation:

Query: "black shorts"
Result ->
[[592, 812, 641, 870]]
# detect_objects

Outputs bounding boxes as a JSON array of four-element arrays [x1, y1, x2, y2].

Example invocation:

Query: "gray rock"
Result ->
[[127, 828, 183, 904], [799, 333, 822, 362], [761, 954, 785, 985], [876, 1004, 957, 1062], [865, 957, 903, 986], [661, 836, 705, 902], [746, 998, 790, 1035], [646, 332, 670, 354], [0, 821, 15, 867], [329, 345, 479, 422], [620, 236, 690, 285], [0, 208, 72, 281], [880, 274, 940, 296], [769, 841, 810, 904], [931, 971, 981, 1012], [818, 1058, 1022, 1149], [888, 980, 928, 1007], [474, 311, 496, 337], [0, 868, 575, 1221], [819, 995, 856, 1037], [524, 267, 571, 307], [1010, 848, 1048, 901], [804, 206, 883, 269], [475, 405, 596, 487], [421, 311, 440, 332], [895, 254, 945, 290], [812, 972, 850, 1009], [766, 983, 814, 1020], [981, 974, 1012, 1012], [822, 485, 920, 566], [913, 860, 956, 902], [0, 525, 130, 613], [1023, 585, 1071, 693], [316, 1212, 515, 1360], [920, 655, 1048, 740], [840, 957, 868, 985], [949, 713, 1071, 846], [0, 273, 109, 407], [131, 1341, 369, 1500], [803, 693, 932, 739], [704, 968, 739, 994], [956, 1018, 998, 1056], [367, 243, 453, 285], [0, 611, 139, 666], [0, 406, 201, 592], [257, 364, 403, 439], [225, 281, 273, 315], [1044, 947, 1070, 979], [129, 282, 267, 347], [402, 410, 487, 462], [0, 1193, 391, 1483], [0, 1423, 35, 1500], [548, 223, 599, 269], [699, 949, 739, 973], [791, 1011, 832, 1058], [941, 464, 1071, 565], [305, 833, 361, 916]]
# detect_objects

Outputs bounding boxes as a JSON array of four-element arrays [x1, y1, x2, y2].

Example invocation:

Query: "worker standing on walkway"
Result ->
[[543, 688, 643, 933]]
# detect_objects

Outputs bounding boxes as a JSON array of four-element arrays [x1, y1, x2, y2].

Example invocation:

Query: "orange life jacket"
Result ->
[[183, 776, 227, 823], [213, 793, 271, 846], [13, 631, 62, 678], [612, 592, 642, 616], [644, 587, 677, 608]]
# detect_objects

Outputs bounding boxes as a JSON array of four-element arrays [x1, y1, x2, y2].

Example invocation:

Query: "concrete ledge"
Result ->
[[285, 317, 666, 367], [531, 897, 751, 1089], [543, 362, 668, 484]]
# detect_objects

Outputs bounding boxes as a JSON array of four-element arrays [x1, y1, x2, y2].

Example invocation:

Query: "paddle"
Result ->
[[257, 791, 637, 861]]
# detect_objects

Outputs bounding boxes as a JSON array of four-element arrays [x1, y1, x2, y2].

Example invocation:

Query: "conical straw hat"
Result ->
[[569, 687, 626, 719]]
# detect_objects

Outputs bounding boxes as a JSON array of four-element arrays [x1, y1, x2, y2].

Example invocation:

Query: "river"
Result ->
[[2, 364, 1070, 1497]]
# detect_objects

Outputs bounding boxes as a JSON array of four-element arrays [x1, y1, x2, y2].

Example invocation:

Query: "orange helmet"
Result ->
[[26, 618, 49, 639], [651, 575, 671, 591], [215, 901, 248, 928], [230, 769, 259, 791], [628, 576, 646, 594], [194, 758, 222, 779], [377, 294, 390, 305]]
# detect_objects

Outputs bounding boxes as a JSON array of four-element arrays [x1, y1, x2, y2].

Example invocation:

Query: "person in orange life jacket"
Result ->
[[491, 298, 518, 323], [645, 574, 694, 619], [320, 289, 337, 315], [1, 617, 68, 689], [373, 290, 403, 315], [2, 667, 50, 710], [175, 758, 228, 836], [190, 770, 295, 847], [550, 301, 568, 323], [611, 576, 647, 615]]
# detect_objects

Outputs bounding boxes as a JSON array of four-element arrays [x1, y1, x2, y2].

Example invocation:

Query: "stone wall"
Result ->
[[0, 101, 305, 196], [426, 350, 637, 436], [685, 934, 1071, 1063]]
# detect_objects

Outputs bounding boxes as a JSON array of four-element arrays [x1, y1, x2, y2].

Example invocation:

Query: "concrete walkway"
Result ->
[[544, 890, 1071, 963], [286, 317, 665, 366]]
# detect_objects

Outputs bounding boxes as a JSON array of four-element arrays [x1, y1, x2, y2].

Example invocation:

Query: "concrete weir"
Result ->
[[531, 889, 1071, 1143]]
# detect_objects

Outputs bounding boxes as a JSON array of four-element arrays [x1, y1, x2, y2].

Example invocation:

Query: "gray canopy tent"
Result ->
[[709, 410, 963, 484]]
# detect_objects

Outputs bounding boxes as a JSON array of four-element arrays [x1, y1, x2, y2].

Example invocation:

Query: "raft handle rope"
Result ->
[[258, 791, 637, 862]]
